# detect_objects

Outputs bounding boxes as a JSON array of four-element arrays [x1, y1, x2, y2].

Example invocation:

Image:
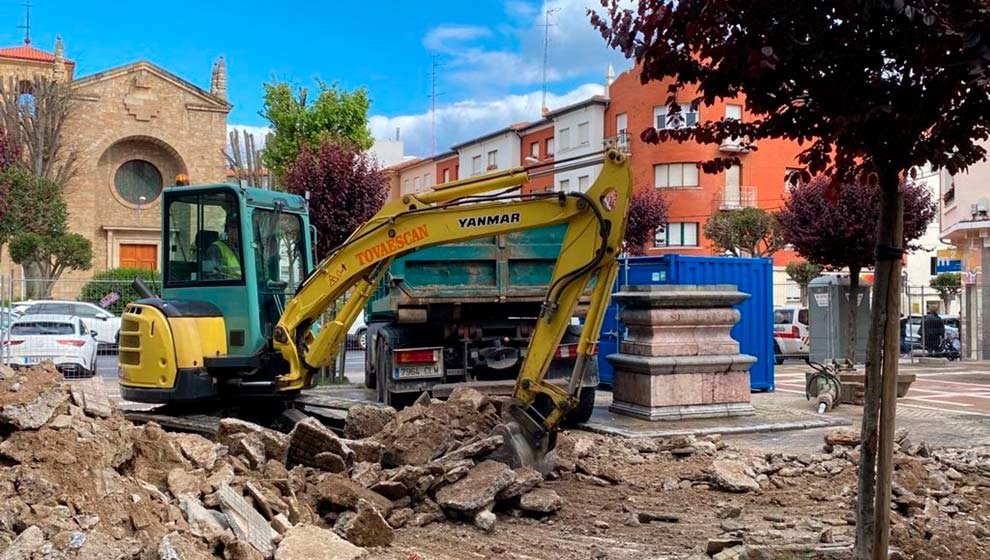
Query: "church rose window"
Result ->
[[115, 160, 163, 205]]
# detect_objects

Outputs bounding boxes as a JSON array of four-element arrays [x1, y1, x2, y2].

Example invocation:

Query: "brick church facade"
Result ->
[[0, 36, 230, 281]]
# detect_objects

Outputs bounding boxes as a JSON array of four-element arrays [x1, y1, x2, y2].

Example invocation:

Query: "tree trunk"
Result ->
[[800, 284, 809, 307], [847, 265, 861, 364], [854, 173, 903, 560]]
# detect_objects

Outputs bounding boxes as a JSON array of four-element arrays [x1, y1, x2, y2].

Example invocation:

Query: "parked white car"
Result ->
[[348, 311, 368, 350], [774, 306, 810, 364], [19, 300, 121, 346], [5, 314, 99, 377]]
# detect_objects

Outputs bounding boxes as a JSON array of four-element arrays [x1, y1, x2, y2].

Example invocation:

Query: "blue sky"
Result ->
[[0, 0, 630, 157]]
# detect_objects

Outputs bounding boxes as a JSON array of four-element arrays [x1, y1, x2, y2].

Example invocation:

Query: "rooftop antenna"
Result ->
[[17, 0, 32, 45], [540, 6, 560, 115], [428, 55, 444, 155]]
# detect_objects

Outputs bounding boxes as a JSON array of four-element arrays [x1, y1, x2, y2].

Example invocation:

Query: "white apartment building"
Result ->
[[544, 97, 608, 192]]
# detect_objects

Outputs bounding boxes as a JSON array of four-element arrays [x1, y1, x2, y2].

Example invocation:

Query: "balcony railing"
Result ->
[[716, 185, 757, 210], [604, 132, 632, 154], [719, 136, 755, 153]]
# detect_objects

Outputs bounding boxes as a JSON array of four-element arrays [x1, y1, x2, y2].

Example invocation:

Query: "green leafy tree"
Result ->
[[785, 261, 823, 307], [260, 80, 374, 184], [930, 272, 962, 313], [10, 232, 92, 298], [0, 166, 65, 247], [703, 207, 783, 257], [79, 267, 161, 315]]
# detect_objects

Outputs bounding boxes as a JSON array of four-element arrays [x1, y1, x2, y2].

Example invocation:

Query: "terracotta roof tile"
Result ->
[[0, 45, 75, 66]]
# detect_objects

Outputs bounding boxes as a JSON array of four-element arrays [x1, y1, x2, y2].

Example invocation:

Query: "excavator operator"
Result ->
[[206, 217, 242, 280]]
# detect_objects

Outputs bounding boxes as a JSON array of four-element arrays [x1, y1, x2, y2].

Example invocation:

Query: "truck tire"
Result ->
[[566, 387, 596, 426]]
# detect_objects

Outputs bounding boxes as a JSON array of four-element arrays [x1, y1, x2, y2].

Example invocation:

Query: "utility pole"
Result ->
[[428, 55, 443, 156], [540, 7, 559, 114]]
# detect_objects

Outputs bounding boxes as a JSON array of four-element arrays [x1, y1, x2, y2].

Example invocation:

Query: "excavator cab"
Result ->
[[118, 184, 313, 403]]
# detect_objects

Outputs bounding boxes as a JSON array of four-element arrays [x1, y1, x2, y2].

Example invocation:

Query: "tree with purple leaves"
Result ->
[[284, 141, 388, 260], [592, 1, 990, 557], [623, 188, 669, 255], [777, 177, 936, 363]]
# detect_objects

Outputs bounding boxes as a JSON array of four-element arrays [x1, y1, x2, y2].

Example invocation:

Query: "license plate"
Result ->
[[18, 357, 42, 365], [395, 365, 442, 379]]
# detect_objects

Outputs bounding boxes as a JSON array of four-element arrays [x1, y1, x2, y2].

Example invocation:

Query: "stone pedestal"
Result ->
[[607, 285, 756, 421]]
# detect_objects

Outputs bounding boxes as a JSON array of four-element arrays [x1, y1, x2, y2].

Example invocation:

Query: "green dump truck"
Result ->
[[364, 224, 597, 422]]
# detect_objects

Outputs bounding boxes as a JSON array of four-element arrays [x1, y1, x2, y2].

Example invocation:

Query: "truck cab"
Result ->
[[119, 184, 314, 402]]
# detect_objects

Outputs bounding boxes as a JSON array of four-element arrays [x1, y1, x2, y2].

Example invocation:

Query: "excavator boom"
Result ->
[[273, 149, 632, 465]]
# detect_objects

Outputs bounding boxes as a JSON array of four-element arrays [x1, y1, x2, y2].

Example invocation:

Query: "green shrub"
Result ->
[[79, 268, 161, 315]]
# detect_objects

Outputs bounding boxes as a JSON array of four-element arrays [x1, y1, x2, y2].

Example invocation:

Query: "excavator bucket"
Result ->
[[488, 402, 558, 475]]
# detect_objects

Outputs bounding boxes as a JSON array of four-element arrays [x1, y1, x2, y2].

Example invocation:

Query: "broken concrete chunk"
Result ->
[[496, 467, 543, 500], [174, 434, 219, 470], [474, 508, 497, 532], [0, 386, 68, 430], [446, 386, 488, 410], [218, 484, 278, 557], [167, 468, 203, 500], [0, 525, 46, 559], [438, 435, 504, 463], [386, 507, 413, 529], [350, 461, 383, 488], [69, 378, 113, 418], [343, 404, 396, 439], [274, 524, 365, 560], [271, 513, 292, 535], [223, 540, 266, 560], [180, 497, 231, 546], [519, 488, 563, 513], [286, 417, 355, 469], [709, 460, 761, 493], [339, 498, 394, 547], [158, 531, 214, 560], [343, 438, 384, 464], [313, 452, 347, 473], [315, 473, 393, 514], [436, 460, 516, 512], [824, 428, 860, 447]]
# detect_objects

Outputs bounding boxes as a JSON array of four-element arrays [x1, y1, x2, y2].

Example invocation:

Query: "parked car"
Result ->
[[773, 306, 810, 364], [19, 300, 121, 346], [900, 314, 959, 354], [5, 314, 99, 378], [347, 311, 368, 350]]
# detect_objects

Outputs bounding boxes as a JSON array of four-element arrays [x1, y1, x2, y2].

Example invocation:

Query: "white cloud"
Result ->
[[424, 0, 628, 89], [369, 82, 604, 158], [423, 25, 493, 51]]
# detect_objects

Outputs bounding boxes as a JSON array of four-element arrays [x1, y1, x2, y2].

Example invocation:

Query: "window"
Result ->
[[654, 103, 698, 129], [724, 165, 741, 187], [546, 137, 555, 156], [774, 309, 795, 324], [424, 173, 431, 188], [413, 177, 422, 192], [785, 167, 804, 189], [577, 122, 590, 146], [616, 113, 628, 135], [654, 163, 699, 188], [530, 142, 540, 157], [578, 175, 590, 191], [442, 168, 450, 183], [559, 128, 570, 151], [115, 160, 164, 205], [798, 309, 809, 325], [471, 155, 482, 176], [487, 150, 498, 170], [725, 104, 743, 121], [165, 189, 244, 285], [253, 208, 306, 293], [655, 222, 699, 247], [11, 321, 75, 336], [559, 179, 570, 192], [402, 179, 411, 193]]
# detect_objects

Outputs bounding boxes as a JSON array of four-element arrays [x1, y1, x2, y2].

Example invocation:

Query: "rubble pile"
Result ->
[[0, 369, 564, 559]]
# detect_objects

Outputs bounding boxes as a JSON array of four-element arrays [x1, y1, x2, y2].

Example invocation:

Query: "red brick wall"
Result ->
[[519, 125, 555, 194], [606, 66, 801, 266]]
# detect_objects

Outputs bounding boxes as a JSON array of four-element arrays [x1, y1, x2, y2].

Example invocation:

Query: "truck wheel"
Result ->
[[565, 387, 596, 426]]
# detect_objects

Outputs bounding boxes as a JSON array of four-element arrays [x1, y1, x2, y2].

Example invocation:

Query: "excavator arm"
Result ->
[[273, 149, 631, 462]]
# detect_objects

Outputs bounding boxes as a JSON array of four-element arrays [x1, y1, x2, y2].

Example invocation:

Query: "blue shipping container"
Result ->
[[598, 255, 775, 391]]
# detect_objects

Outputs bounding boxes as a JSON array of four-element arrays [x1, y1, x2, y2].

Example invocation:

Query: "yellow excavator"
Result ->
[[118, 148, 631, 466]]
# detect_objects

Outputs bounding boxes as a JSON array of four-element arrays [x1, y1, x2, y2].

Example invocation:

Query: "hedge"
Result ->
[[79, 268, 161, 315]]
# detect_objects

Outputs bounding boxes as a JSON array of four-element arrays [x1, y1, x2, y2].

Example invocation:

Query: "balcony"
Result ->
[[719, 136, 754, 153], [715, 186, 757, 211], [604, 132, 631, 154]]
